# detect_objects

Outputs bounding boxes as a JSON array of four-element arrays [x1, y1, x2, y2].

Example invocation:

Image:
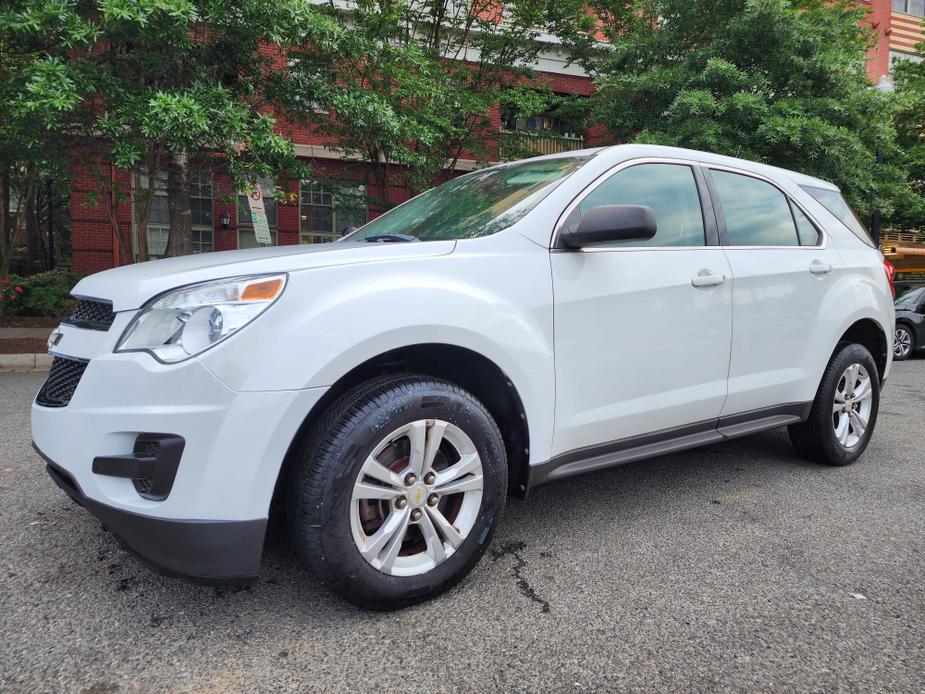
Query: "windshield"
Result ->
[[896, 287, 924, 307], [801, 185, 874, 247], [347, 156, 591, 242]]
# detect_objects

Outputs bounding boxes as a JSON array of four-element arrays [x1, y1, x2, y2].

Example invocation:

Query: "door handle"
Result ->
[[691, 270, 726, 288], [810, 260, 833, 276]]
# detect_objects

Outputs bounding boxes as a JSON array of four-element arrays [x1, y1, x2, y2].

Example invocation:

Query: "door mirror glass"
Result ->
[[559, 204, 657, 249]]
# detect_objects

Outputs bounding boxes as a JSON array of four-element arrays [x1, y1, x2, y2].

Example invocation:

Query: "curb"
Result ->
[[0, 353, 51, 373]]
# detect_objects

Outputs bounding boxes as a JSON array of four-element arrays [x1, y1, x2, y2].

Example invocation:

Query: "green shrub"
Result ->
[[0, 270, 82, 318]]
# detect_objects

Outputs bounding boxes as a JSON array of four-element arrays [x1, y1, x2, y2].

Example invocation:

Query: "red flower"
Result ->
[[14, 286, 23, 293]]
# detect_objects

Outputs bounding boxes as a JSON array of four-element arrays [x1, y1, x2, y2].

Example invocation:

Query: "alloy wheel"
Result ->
[[349, 419, 484, 577], [832, 363, 873, 449], [894, 327, 912, 359]]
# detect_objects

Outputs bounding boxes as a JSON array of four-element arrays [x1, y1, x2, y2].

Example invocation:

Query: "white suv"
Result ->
[[32, 145, 895, 608]]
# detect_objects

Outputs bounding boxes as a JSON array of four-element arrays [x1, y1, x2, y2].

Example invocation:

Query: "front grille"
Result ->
[[36, 356, 89, 408], [65, 298, 115, 330]]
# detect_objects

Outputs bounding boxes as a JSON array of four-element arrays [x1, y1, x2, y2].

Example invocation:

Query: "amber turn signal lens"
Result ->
[[241, 278, 284, 302]]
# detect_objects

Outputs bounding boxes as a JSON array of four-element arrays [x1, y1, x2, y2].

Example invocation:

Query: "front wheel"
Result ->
[[287, 375, 507, 609], [894, 325, 914, 361], [788, 343, 880, 466]]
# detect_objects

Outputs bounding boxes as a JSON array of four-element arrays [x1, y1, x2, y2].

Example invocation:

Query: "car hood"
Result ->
[[73, 240, 456, 311]]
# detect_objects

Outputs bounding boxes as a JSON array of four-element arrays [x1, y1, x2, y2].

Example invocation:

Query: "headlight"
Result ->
[[116, 274, 287, 363]]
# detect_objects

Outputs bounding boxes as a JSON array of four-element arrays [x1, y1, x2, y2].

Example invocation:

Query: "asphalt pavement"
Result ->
[[1, 364, 923, 692]]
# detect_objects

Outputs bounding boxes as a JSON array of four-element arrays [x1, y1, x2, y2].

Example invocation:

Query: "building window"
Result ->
[[237, 227, 278, 249], [890, 49, 924, 72], [894, 0, 925, 17], [138, 166, 214, 258], [299, 182, 367, 243]]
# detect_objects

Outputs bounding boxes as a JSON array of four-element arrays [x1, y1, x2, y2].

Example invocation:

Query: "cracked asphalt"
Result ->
[[1, 362, 923, 692]]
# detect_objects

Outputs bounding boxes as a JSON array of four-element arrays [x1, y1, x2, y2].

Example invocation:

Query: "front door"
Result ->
[[551, 161, 733, 458]]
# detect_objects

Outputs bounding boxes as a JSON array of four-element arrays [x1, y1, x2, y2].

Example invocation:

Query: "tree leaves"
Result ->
[[560, 0, 909, 218]]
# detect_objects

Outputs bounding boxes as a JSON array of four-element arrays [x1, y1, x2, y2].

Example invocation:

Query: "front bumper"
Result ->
[[31, 329, 328, 582], [37, 444, 266, 582]]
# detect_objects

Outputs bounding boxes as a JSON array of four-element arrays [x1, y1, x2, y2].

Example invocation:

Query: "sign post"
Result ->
[[246, 183, 273, 246]]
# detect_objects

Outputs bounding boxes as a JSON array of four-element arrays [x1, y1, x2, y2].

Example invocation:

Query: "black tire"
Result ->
[[893, 324, 914, 361], [286, 374, 507, 609], [788, 342, 880, 466]]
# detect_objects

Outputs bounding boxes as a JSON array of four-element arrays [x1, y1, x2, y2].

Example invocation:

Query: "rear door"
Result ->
[[550, 160, 733, 458], [705, 167, 846, 418]]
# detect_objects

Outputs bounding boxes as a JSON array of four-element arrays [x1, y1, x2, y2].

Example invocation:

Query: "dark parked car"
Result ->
[[894, 287, 925, 361]]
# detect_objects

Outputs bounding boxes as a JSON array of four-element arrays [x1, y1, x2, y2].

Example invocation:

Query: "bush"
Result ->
[[0, 270, 82, 319]]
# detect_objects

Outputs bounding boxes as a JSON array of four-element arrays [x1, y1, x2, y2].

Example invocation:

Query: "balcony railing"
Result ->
[[499, 129, 585, 160], [881, 228, 925, 246]]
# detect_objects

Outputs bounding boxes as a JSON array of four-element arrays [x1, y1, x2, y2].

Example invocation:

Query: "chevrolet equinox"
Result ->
[[32, 145, 895, 609]]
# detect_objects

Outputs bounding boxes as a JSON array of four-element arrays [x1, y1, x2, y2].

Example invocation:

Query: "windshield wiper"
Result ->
[[362, 233, 419, 243]]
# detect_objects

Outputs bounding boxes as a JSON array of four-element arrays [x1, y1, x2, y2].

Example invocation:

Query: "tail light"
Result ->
[[883, 260, 895, 297]]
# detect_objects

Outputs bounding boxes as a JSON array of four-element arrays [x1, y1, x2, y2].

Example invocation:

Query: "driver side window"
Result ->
[[578, 163, 706, 247]]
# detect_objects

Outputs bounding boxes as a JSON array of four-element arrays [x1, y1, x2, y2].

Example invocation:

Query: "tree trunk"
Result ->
[[0, 170, 9, 279], [166, 151, 193, 257], [0, 168, 37, 279], [46, 179, 55, 271], [99, 160, 133, 267], [26, 189, 43, 272], [132, 169, 153, 263]]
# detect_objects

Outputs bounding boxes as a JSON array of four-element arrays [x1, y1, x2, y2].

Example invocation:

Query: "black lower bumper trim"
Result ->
[[34, 443, 266, 584]]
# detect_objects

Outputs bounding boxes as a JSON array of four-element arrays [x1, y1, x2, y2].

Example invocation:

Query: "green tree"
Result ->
[[551, 0, 909, 218], [891, 48, 925, 229], [0, 0, 88, 277], [281, 0, 555, 207], [3, 0, 339, 265]]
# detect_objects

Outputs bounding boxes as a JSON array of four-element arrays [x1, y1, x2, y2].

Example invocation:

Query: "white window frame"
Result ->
[[893, 0, 925, 18], [299, 181, 368, 244]]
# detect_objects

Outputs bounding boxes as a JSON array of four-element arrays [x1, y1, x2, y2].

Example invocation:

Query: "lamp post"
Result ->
[[871, 74, 895, 247]]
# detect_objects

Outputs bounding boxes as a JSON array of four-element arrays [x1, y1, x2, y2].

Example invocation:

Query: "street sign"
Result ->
[[246, 183, 273, 246]]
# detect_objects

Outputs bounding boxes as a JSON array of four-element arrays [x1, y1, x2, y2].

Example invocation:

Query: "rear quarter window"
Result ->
[[801, 185, 874, 247]]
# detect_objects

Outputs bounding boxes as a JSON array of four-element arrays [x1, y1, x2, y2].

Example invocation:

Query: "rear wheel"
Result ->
[[788, 343, 880, 466], [286, 374, 507, 609], [894, 325, 914, 361]]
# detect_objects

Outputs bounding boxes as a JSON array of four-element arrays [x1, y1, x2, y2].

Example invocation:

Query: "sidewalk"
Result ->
[[0, 327, 53, 339], [0, 327, 53, 372]]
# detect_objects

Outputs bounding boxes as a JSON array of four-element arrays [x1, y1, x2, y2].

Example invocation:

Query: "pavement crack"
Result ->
[[491, 541, 550, 613]]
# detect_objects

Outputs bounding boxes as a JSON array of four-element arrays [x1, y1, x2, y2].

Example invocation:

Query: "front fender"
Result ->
[[199, 241, 557, 463]]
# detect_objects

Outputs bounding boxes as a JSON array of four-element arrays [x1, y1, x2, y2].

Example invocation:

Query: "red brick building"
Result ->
[[69, 0, 923, 274]]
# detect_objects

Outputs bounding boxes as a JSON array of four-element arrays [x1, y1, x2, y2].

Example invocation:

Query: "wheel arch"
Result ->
[[836, 318, 889, 382], [273, 344, 532, 508]]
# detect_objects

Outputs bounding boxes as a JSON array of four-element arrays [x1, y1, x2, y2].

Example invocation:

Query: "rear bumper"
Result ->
[[37, 444, 266, 583]]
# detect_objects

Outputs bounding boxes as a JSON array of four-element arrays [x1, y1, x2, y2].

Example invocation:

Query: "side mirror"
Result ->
[[558, 205, 657, 249]]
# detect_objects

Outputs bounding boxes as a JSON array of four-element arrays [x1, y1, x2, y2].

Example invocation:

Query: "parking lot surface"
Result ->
[[1, 364, 923, 692]]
